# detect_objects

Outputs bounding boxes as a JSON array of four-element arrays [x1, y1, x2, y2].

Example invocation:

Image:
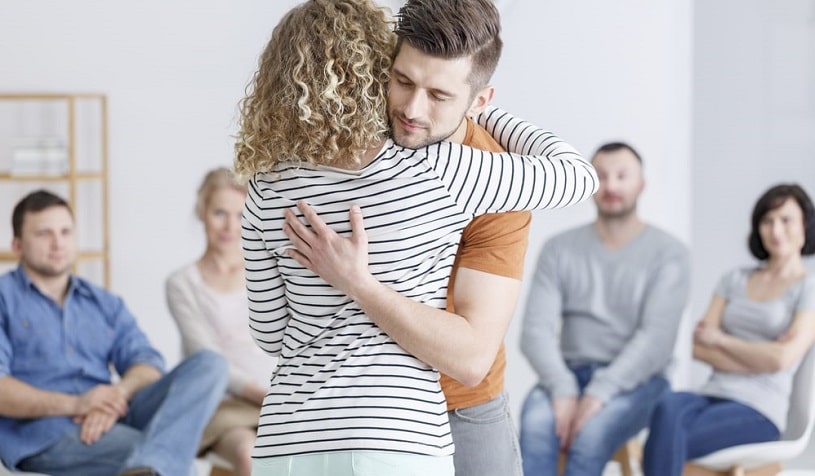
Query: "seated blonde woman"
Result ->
[[166, 167, 273, 476], [643, 183, 815, 476]]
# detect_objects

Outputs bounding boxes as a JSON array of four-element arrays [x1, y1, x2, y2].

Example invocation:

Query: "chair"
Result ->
[[683, 347, 815, 476], [2, 455, 233, 476], [613, 438, 643, 476], [555, 437, 641, 476], [195, 452, 236, 476], [0, 461, 47, 476]]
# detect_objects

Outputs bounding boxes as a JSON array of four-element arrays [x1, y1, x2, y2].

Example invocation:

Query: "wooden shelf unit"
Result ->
[[0, 93, 110, 287]]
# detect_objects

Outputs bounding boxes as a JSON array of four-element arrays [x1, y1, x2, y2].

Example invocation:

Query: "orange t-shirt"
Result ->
[[439, 118, 532, 411]]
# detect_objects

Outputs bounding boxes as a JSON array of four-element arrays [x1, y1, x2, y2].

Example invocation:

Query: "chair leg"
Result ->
[[561, 437, 644, 476], [684, 463, 724, 476], [210, 466, 236, 476], [683, 462, 782, 476], [557, 451, 566, 476], [611, 443, 632, 476], [611, 438, 642, 476], [626, 438, 643, 463], [746, 462, 782, 476]]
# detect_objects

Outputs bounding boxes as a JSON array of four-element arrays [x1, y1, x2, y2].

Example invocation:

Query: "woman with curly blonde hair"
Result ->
[[234, 0, 393, 179], [236, 1, 598, 475]]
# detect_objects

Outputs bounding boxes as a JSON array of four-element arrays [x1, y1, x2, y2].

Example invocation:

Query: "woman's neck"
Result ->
[[333, 137, 387, 171], [199, 248, 244, 274], [197, 248, 245, 293], [762, 254, 806, 279]]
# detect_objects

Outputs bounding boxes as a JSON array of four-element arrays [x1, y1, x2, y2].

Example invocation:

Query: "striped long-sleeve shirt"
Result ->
[[242, 107, 597, 458]]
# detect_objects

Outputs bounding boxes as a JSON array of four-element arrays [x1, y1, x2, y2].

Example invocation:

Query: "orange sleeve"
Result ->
[[449, 117, 531, 289], [456, 212, 531, 280], [441, 119, 531, 410]]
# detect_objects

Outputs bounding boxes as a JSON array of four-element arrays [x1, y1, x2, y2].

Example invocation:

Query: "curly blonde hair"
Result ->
[[234, 0, 395, 182]]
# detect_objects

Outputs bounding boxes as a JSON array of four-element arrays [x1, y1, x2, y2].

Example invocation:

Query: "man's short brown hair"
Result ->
[[394, 0, 502, 90], [12, 190, 72, 238]]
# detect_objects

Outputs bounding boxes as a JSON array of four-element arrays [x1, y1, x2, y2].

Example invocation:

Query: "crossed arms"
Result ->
[[693, 294, 815, 373]]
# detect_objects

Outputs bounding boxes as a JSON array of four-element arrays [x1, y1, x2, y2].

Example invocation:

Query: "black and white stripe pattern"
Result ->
[[243, 106, 597, 458]]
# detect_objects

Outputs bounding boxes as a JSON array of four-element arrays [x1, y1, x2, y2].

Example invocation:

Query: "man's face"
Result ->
[[592, 149, 645, 220], [12, 206, 77, 279], [388, 43, 478, 148]]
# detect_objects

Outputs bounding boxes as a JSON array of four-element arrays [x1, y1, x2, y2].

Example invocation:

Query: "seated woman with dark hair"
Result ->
[[643, 183, 815, 476]]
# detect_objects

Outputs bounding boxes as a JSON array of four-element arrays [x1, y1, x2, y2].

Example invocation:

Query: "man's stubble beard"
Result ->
[[597, 203, 638, 222]]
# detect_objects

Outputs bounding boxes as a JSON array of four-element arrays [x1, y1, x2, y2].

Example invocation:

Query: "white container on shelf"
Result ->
[[10, 137, 68, 176]]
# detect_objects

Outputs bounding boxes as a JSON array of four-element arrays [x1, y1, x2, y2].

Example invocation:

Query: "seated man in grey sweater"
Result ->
[[518, 142, 690, 476]]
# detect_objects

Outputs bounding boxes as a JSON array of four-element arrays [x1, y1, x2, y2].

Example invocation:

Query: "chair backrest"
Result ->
[[782, 345, 815, 441], [665, 308, 695, 390]]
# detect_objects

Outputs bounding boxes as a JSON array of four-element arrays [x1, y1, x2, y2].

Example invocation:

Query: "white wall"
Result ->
[[0, 1, 693, 423]]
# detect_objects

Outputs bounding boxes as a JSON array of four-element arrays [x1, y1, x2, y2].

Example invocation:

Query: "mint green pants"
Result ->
[[251, 451, 454, 476]]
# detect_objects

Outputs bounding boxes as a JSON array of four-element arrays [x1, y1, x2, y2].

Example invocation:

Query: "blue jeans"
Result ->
[[449, 392, 522, 476], [19, 350, 228, 476], [642, 392, 780, 476], [519, 365, 669, 476]]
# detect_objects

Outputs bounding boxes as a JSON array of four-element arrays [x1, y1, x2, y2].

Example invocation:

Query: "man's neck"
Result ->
[[23, 265, 71, 306], [593, 214, 646, 251], [447, 118, 469, 144]]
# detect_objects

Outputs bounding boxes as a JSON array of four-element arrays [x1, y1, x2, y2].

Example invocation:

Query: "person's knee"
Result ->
[[651, 396, 671, 422], [186, 350, 229, 387], [568, 423, 612, 457], [237, 434, 254, 462], [643, 376, 670, 408], [520, 387, 556, 438], [569, 402, 641, 459], [188, 349, 227, 370], [649, 392, 687, 429]]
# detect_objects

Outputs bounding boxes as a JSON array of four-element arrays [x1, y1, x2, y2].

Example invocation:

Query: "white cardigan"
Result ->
[[165, 263, 273, 395]]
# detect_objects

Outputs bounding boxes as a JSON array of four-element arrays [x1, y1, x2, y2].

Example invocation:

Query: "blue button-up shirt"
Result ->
[[0, 266, 165, 468]]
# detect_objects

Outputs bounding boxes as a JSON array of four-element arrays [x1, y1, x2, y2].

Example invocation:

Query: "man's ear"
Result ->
[[11, 237, 21, 256], [467, 85, 495, 116]]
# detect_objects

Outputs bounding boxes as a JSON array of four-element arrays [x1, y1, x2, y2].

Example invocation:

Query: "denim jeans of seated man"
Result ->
[[18, 351, 227, 476], [519, 364, 669, 476]]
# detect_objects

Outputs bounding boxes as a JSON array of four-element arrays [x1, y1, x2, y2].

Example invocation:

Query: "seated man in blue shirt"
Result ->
[[0, 190, 228, 476]]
